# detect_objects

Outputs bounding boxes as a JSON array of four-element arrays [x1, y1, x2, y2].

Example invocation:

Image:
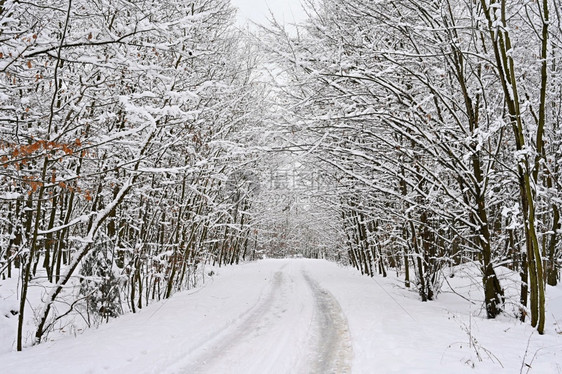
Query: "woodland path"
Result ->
[[3, 259, 561, 373], [179, 262, 353, 374], [2, 260, 355, 374]]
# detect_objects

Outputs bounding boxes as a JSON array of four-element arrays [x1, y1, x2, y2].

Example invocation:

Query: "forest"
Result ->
[[1, 0, 561, 353]]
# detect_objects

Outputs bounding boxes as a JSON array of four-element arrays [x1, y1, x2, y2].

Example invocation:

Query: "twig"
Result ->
[[520, 331, 534, 374], [440, 269, 477, 304]]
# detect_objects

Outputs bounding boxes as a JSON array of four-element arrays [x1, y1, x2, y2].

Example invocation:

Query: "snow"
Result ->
[[230, 0, 307, 27], [1, 259, 561, 373], [0, 192, 22, 200]]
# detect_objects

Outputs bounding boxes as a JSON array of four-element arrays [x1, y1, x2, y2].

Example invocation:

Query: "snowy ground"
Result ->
[[1, 259, 561, 373]]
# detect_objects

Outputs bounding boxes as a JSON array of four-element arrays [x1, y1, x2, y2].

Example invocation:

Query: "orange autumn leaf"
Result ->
[[29, 181, 43, 193], [62, 144, 73, 155], [29, 142, 41, 152]]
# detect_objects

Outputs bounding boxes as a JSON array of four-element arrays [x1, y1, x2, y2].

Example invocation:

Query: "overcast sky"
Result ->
[[230, 0, 308, 27]]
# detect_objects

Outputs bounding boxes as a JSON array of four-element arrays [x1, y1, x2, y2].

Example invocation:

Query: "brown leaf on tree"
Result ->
[[29, 142, 41, 152], [29, 181, 43, 193], [61, 144, 72, 155]]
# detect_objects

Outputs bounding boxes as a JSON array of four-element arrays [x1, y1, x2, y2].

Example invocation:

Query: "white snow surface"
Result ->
[[1, 259, 561, 373]]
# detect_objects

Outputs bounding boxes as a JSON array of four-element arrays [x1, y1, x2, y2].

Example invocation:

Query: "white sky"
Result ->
[[230, 0, 308, 27]]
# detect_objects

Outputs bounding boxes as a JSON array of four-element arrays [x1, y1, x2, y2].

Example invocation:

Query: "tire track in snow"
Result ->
[[167, 263, 352, 374], [176, 267, 290, 373], [303, 271, 353, 374]]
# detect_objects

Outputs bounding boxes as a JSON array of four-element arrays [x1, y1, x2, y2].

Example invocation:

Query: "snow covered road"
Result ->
[[174, 264, 352, 374], [171, 262, 351, 373], [2, 259, 561, 373], [2, 260, 355, 374], [303, 271, 352, 374]]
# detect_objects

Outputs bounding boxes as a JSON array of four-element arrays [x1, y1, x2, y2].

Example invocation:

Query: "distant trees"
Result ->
[[262, 0, 561, 333]]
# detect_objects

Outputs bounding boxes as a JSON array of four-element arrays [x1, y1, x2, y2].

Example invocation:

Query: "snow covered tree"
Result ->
[[261, 0, 561, 331], [0, 0, 268, 349]]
